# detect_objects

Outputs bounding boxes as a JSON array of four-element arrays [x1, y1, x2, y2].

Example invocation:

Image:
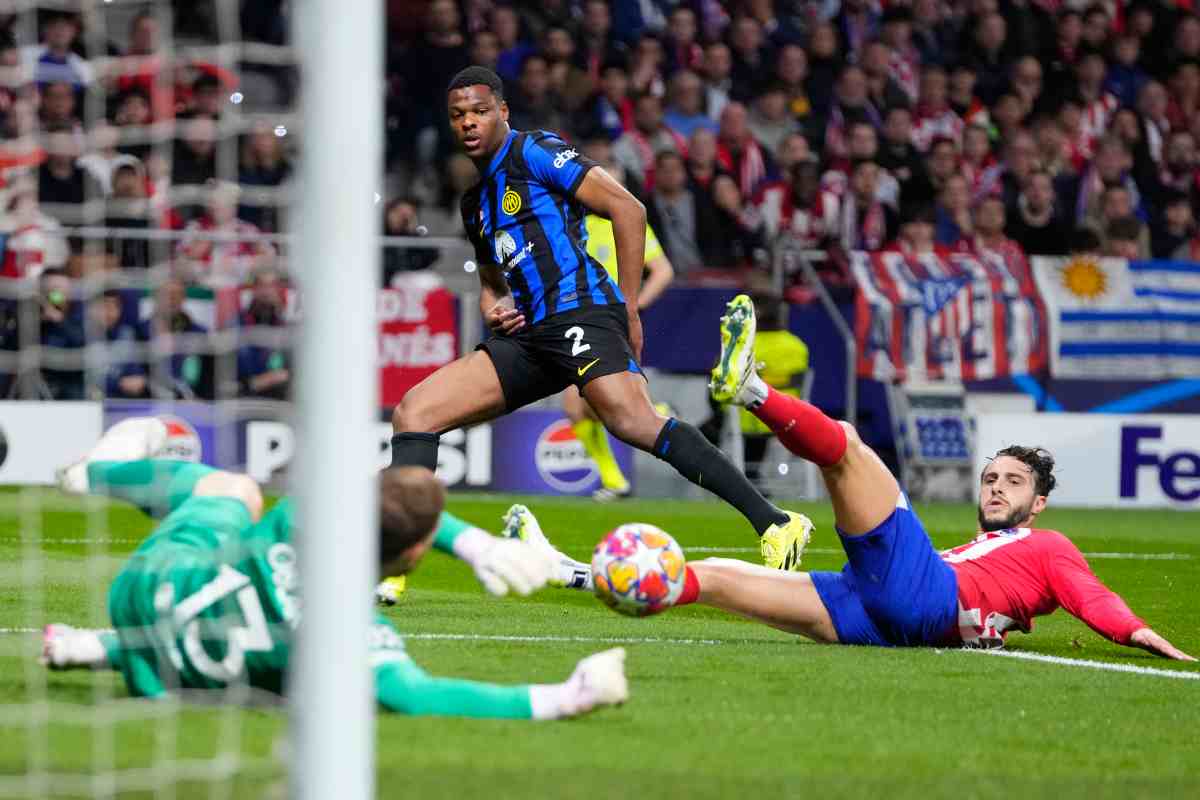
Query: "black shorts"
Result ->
[[478, 305, 643, 412]]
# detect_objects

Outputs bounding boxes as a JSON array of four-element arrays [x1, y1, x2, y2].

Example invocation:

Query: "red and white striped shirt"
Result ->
[[943, 528, 1146, 649], [911, 106, 964, 152], [1077, 93, 1119, 162]]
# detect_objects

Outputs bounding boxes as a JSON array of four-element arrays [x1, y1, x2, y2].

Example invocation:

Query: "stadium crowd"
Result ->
[[390, 0, 1200, 286], [6, 0, 1200, 398]]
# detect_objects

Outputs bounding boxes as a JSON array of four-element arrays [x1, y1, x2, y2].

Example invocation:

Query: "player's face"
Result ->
[[447, 85, 509, 160], [978, 456, 1046, 532]]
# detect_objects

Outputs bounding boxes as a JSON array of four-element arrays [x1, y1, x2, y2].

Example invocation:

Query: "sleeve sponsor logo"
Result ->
[[553, 148, 579, 169]]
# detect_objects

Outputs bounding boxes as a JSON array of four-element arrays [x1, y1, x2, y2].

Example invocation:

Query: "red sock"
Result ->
[[677, 566, 700, 605], [751, 386, 847, 467]]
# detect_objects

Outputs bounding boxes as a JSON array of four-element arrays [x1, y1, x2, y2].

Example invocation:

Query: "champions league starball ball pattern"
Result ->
[[592, 523, 687, 617]]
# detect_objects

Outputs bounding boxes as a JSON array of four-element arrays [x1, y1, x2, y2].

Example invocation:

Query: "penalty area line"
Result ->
[[964, 648, 1200, 680]]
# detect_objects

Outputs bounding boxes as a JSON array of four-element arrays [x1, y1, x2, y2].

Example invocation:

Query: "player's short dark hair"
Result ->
[[989, 446, 1057, 496], [378, 467, 446, 566], [447, 66, 504, 100]]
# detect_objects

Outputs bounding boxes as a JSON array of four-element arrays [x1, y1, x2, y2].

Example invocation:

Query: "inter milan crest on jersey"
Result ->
[[502, 188, 522, 215]]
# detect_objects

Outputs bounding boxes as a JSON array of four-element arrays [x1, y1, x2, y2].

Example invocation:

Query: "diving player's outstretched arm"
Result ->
[[371, 622, 627, 719], [1047, 535, 1195, 661]]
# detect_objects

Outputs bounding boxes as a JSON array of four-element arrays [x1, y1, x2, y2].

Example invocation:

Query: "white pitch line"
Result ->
[[967, 648, 1200, 680], [1080, 552, 1192, 561], [682, 546, 1192, 561], [405, 632, 728, 646], [684, 546, 843, 555], [5, 627, 1196, 681]]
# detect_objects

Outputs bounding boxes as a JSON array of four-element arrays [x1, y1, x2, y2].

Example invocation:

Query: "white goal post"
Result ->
[[291, 0, 382, 797]]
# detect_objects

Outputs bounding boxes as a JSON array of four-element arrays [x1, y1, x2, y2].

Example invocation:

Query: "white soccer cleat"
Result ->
[[57, 417, 170, 495], [501, 504, 593, 590], [40, 624, 108, 670]]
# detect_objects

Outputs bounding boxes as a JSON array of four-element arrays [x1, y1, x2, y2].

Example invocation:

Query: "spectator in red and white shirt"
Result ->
[[911, 65, 963, 152], [612, 93, 687, 191], [1076, 51, 1119, 158], [959, 124, 997, 204], [715, 101, 775, 200], [880, 7, 920, 104], [175, 183, 275, 288], [970, 195, 1029, 271], [834, 159, 897, 252], [0, 179, 68, 279], [753, 156, 839, 246]]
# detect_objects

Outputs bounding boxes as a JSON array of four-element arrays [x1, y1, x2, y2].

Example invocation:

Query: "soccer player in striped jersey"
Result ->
[[510, 297, 1194, 660], [40, 419, 627, 719], [388, 66, 810, 573]]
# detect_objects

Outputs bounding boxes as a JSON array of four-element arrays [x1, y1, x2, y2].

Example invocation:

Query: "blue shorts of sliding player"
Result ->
[[809, 494, 958, 647]]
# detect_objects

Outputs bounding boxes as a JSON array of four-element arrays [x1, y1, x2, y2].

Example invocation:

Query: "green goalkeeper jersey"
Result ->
[[107, 496, 410, 698], [95, 461, 535, 718]]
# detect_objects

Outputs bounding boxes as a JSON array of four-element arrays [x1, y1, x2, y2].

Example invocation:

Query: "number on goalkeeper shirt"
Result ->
[[176, 565, 273, 683]]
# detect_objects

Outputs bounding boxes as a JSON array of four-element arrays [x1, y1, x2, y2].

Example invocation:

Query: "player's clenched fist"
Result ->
[[529, 648, 629, 719], [485, 298, 525, 335]]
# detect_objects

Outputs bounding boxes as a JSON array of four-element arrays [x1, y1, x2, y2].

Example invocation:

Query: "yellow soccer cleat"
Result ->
[[375, 576, 407, 606], [710, 294, 758, 406], [760, 511, 814, 572]]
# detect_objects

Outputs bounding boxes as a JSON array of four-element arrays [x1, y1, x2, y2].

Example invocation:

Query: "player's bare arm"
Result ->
[[478, 260, 524, 335], [574, 168, 647, 358], [1129, 628, 1195, 661]]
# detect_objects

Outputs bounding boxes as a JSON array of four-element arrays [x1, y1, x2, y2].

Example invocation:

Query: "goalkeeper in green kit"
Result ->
[[40, 418, 627, 720]]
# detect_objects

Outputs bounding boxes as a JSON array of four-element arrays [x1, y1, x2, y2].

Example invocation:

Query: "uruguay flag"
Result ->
[[1031, 257, 1200, 379]]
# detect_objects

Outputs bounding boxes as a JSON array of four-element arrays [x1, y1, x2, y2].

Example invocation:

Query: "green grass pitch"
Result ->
[[0, 489, 1197, 799]]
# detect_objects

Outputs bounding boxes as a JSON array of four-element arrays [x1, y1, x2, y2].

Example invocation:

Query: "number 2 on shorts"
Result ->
[[565, 326, 591, 356]]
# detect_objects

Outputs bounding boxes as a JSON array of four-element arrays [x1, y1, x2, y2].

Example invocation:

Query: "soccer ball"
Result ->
[[591, 523, 687, 617]]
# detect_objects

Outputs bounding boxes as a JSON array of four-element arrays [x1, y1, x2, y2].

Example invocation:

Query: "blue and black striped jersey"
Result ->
[[461, 130, 626, 324]]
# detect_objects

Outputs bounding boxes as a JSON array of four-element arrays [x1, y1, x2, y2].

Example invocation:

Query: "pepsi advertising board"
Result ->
[[105, 402, 634, 496], [975, 413, 1200, 509], [489, 411, 634, 496]]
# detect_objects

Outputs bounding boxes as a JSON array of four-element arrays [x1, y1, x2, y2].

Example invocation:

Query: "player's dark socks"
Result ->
[[390, 432, 440, 471], [750, 386, 847, 467], [652, 419, 788, 535]]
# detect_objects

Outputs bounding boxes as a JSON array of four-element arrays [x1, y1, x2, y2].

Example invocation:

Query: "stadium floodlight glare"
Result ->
[[292, 0, 382, 797]]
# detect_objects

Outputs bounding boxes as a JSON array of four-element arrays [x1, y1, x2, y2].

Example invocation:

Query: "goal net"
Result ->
[[0, 0, 376, 796]]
